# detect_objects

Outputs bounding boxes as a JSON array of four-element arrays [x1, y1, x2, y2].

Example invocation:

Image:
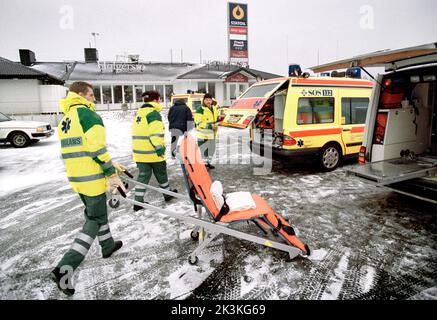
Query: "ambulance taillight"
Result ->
[[283, 135, 296, 146], [358, 146, 366, 164]]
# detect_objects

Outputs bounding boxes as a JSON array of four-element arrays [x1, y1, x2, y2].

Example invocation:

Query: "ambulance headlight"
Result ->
[[424, 75, 436, 81]]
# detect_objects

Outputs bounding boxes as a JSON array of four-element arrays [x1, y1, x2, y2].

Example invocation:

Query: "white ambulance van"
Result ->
[[311, 43, 437, 203]]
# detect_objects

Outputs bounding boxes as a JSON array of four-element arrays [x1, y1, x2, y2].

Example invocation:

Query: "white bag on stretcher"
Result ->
[[225, 191, 257, 213]]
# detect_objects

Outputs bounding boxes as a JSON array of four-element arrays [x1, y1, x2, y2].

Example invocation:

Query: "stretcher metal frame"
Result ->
[[114, 164, 304, 264]]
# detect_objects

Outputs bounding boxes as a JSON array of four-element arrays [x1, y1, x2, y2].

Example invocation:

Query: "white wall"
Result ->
[[39, 85, 68, 113], [0, 80, 67, 115], [173, 81, 198, 95], [0, 79, 41, 114]]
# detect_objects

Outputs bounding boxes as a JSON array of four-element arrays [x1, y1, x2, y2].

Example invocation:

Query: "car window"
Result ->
[[0, 112, 12, 122], [341, 98, 369, 124], [239, 83, 280, 98], [297, 98, 335, 124]]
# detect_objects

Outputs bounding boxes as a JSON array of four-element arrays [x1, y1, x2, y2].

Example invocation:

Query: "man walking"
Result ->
[[50, 81, 126, 296], [194, 94, 220, 169], [168, 98, 194, 157], [132, 90, 177, 210]]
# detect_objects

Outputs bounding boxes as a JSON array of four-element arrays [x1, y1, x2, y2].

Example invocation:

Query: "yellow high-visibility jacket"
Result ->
[[132, 102, 167, 163], [58, 92, 115, 196], [194, 103, 220, 140]]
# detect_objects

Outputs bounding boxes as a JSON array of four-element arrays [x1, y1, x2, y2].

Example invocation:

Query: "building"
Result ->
[[32, 48, 281, 110], [1, 48, 281, 118], [0, 53, 66, 119]]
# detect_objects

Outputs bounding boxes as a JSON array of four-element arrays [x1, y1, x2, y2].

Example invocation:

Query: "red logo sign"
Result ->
[[225, 73, 249, 82]]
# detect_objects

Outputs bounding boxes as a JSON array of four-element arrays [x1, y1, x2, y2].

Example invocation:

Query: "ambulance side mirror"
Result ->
[[341, 117, 346, 125]]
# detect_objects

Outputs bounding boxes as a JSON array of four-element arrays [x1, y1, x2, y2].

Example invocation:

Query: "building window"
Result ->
[[135, 85, 143, 103], [341, 98, 369, 124], [230, 84, 237, 99], [198, 82, 207, 94], [124, 85, 133, 104], [93, 86, 102, 104], [297, 98, 335, 124], [165, 85, 173, 103], [209, 83, 216, 98], [102, 85, 112, 104], [155, 85, 164, 100], [114, 85, 123, 104]]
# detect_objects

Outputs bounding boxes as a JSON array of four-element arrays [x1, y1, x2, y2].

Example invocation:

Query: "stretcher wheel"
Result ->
[[123, 182, 129, 189], [190, 230, 199, 241], [188, 255, 199, 265], [108, 198, 120, 209]]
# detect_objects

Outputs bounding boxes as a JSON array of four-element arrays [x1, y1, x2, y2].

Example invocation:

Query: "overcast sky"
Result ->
[[1, 0, 436, 75]]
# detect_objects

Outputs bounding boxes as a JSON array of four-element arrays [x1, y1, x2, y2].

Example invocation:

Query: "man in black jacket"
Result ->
[[168, 99, 194, 157]]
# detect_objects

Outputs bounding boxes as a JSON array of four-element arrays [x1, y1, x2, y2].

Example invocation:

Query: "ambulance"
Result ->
[[311, 42, 437, 203], [170, 92, 205, 114], [221, 69, 373, 171]]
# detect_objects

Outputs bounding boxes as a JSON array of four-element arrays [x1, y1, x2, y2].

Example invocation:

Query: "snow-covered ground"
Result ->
[[0, 110, 436, 300]]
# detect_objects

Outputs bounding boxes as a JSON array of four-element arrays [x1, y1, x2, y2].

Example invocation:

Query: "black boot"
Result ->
[[164, 189, 178, 202], [103, 240, 123, 259], [50, 267, 75, 296], [206, 162, 215, 169]]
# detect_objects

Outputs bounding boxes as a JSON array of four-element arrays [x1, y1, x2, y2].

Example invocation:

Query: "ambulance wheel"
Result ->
[[188, 255, 199, 265], [190, 230, 199, 241], [108, 198, 120, 209], [320, 143, 342, 171]]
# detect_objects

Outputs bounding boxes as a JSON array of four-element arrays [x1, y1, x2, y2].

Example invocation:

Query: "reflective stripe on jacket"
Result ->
[[132, 102, 167, 163]]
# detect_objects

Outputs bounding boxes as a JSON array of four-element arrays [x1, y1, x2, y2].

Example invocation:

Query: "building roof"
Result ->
[[25, 59, 281, 84], [0, 57, 64, 84], [33, 61, 202, 83], [31, 61, 77, 82], [177, 63, 282, 80]]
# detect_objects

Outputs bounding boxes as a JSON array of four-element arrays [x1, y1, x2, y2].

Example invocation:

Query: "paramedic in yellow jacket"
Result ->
[[194, 94, 220, 169], [132, 90, 177, 211], [50, 81, 126, 296]]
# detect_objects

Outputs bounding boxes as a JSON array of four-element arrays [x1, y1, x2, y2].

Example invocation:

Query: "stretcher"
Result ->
[[111, 133, 310, 264]]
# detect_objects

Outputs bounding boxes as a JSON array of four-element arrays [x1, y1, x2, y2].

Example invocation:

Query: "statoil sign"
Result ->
[[228, 2, 248, 64]]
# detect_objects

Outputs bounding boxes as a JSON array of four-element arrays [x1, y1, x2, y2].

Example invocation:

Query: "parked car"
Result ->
[[0, 112, 54, 148], [311, 42, 437, 203]]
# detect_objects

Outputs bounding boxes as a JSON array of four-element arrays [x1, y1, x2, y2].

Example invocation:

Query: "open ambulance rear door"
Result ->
[[311, 43, 437, 198], [221, 79, 288, 129]]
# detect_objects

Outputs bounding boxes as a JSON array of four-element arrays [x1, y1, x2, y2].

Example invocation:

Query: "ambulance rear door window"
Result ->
[[297, 98, 335, 124]]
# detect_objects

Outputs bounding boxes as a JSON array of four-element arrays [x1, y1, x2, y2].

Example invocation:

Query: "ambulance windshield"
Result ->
[[240, 83, 280, 98]]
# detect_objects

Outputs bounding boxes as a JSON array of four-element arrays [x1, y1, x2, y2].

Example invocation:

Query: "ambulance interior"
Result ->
[[371, 66, 437, 162], [359, 65, 437, 202], [252, 81, 290, 147]]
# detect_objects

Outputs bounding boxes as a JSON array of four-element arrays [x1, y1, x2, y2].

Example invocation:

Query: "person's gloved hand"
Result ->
[[206, 123, 213, 130], [155, 145, 166, 157], [107, 173, 126, 193], [113, 163, 127, 174]]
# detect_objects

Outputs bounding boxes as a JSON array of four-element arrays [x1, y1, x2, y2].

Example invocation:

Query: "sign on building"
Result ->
[[228, 2, 248, 66]]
